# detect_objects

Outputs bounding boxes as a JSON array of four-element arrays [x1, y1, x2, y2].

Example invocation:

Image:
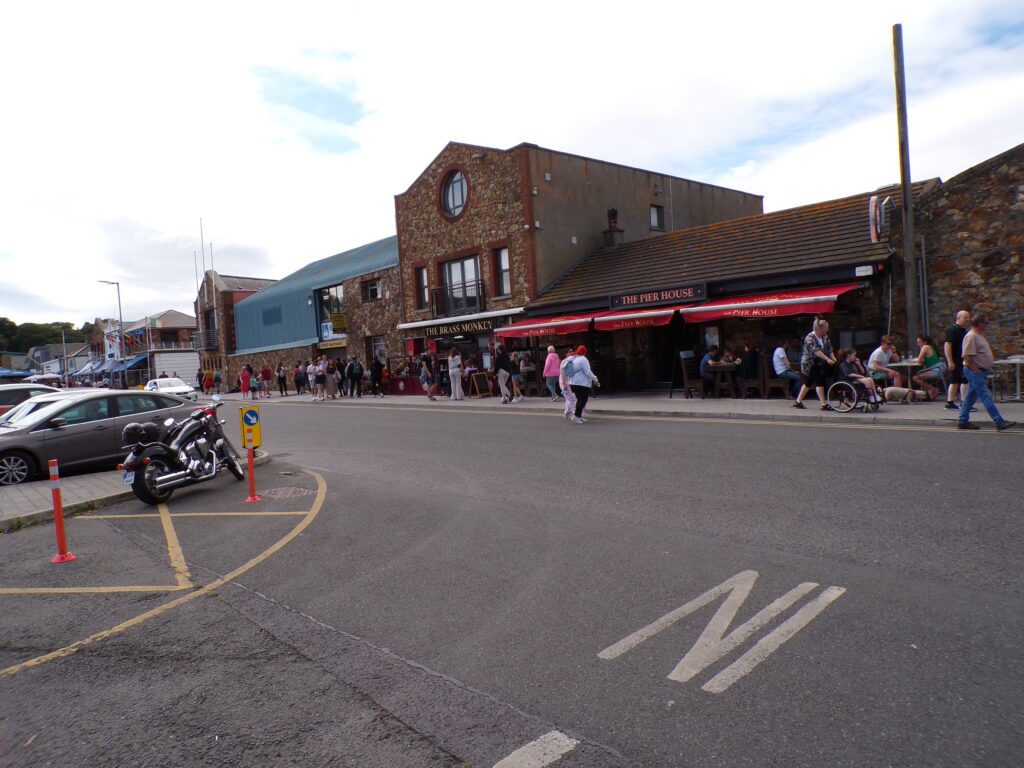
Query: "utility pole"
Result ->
[[98, 280, 125, 387], [893, 23, 919, 344]]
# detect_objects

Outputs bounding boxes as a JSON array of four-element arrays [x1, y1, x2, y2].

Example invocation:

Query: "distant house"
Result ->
[[24, 342, 91, 375]]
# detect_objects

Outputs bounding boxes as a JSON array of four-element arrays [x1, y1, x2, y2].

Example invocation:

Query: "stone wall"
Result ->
[[919, 143, 1023, 357], [395, 142, 533, 328], [340, 265, 403, 364]]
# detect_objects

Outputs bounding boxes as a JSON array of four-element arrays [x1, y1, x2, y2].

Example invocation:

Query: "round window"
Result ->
[[441, 170, 467, 217]]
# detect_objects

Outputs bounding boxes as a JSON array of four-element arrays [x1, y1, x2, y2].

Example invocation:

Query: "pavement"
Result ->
[[204, 387, 1024, 428], [2, 404, 1022, 766]]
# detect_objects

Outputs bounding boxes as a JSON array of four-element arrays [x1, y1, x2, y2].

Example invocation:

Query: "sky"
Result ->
[[1, 0, 1022, 326]]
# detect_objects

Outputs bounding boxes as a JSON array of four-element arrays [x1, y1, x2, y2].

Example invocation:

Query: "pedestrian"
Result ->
[[494, 344, 514, 404], [559, 347, 576, 419], [543, 345, 561, 400], [793, 318, 836, 410], [239, 365, 252, 399], [305, 359, 317, 400], [943, 309, 971, 410], [325, 359, 339, 399], [203, 369, 214, 395], [420, 354, 438, 400], [213, 368, 222, 395], [159, 371, 168, 379], [346, 356, 364, 398], [293, 361, 304, 395], [448, 347, 464, 400], [369, 356, 384, 397], [957, 315, 1016, 431], [260, 361, 273, 398], [277, 362, 288, 396], [314, 356, 328, 401], [567, 345, 599, 424], [509, 352, 524, 401]]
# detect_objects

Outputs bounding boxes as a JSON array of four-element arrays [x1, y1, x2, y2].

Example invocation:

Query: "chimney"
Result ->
[[603, 208, 624, 247]]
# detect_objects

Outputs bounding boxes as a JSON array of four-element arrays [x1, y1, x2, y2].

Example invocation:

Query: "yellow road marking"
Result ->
[[79, 511, 308, 519], [158, 503, 192, 588], [0, 470, 326, 678], [0, 585, 189, 595]]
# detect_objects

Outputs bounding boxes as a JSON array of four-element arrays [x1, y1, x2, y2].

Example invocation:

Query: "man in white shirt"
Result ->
[[867, 336, 903, 387], [772, 340, 800, 397]]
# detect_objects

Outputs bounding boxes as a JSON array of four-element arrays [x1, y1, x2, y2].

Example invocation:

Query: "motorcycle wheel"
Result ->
[[132, 457, 174, 506], [223, 440, 245, 481]]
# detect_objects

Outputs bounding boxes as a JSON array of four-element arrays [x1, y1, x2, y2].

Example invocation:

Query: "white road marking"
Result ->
[[492, 730, 579, 768], [701, 585, 846, 693], [599, 571, 846, 693]]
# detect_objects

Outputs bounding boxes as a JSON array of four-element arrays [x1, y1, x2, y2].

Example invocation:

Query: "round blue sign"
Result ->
[[243, 410, 259, 426]]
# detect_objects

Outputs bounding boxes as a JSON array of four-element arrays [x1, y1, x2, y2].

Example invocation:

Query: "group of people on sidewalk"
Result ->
[[231, 357, 386, 401], [786, 311, 1015, 431]]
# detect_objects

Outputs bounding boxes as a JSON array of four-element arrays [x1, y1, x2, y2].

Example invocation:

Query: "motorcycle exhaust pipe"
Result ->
[[154, 470, 190, 488]]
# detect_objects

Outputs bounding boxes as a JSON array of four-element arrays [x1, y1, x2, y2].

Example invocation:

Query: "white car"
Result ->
[[144, 377, 198, 401]]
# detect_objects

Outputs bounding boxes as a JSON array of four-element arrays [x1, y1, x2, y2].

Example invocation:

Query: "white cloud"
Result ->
[[0, 0, 1021, 323]]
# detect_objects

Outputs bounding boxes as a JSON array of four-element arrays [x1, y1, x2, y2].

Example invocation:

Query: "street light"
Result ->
[[98, 280, 124, 363]]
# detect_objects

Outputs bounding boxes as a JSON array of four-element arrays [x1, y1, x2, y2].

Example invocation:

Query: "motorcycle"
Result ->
[[120, 396, 245, 505]]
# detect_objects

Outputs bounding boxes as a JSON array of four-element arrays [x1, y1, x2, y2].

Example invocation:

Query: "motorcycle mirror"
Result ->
[[164, 417, 175, 427], [212, 394, 222, 402]]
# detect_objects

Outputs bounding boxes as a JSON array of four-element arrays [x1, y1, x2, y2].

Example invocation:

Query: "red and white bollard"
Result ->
[[48, 459, 76, 563], [244, 427, 261, 503]]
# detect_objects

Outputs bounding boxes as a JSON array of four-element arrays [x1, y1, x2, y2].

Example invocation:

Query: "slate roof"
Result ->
[[123, 309, 196, 332], [212, 273, 276, 293], [532, 180, 938, 311]]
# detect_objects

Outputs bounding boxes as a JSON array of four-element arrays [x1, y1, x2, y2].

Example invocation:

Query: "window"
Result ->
[[650, 204, 665, 230], [415, 267, 429, 310], [116, 394, 161, 417], [59, 398, 110, 425], [318, 284, 344, 320], [360, 280, 383, 302], [494, 247, 511, 296], [441, 170, 468, 217], [370, 336, 386, 362], [441, 255, 480, 314], [262, 307, 282, 325]]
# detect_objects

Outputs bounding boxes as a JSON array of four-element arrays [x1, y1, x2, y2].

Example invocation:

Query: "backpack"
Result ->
[[351, 361, 363, 378], [560, 357, 576, 380]]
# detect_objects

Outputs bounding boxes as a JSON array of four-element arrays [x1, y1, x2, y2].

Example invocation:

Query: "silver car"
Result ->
[[0, 389, 194, 485]]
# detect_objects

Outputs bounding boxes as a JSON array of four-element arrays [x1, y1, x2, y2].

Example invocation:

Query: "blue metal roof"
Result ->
[[234, 236, 398, 356]]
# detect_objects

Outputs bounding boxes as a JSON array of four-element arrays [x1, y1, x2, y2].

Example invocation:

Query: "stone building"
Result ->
[[230, 237, 400, 389], [916, 142, 1023, 357], [192, 271, 277, 379], [394, 141, 763, 364]]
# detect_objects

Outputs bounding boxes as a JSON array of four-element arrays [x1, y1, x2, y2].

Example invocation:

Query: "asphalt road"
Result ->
[[2, 397, 1022, 767]]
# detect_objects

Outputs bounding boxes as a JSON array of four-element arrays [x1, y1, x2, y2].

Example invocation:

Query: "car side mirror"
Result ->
[[49, 417, 67, 429], [164, 417, 175, 427]]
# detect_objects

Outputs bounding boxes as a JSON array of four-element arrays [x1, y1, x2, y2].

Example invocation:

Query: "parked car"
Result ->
[[0, 389, 195, 485], [0, 383, 60, 416], [144, 377, 198, 401]]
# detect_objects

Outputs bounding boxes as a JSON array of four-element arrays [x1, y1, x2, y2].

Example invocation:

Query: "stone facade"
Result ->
[[396, 142, 533, 328], [919, 143, 1023, 357], [337, 265, 404, 365]]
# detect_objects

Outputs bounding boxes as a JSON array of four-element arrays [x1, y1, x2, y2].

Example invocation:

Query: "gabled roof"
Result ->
[[211, 272, 277, 293], [531, 180, 939, 310], [123, 309, 196, 332], [27, 342, 90, 359]]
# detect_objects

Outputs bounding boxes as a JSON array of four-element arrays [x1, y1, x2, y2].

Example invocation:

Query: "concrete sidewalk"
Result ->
[[204, 388, 1024, 429], [0, 451, 271, 533]]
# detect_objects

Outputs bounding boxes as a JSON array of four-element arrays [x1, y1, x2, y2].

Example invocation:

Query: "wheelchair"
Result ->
[[826, 377, 882, 413]]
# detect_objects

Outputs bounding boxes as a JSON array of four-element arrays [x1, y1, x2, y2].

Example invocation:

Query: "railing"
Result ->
[[191, 330, 219, 350], [430, 280, 485, 318]]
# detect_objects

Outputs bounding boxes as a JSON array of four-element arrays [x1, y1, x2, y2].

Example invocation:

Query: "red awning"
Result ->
[[680, 284, 862, 323], [495, 311, 606, 338], [593, 305, 693, 332]]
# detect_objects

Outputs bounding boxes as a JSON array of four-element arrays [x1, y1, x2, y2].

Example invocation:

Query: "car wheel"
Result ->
[[0, 450, 36, 485]]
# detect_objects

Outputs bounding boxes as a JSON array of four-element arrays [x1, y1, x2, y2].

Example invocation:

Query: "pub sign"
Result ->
[[423, 318, 495, 338], [610, 283, 707, 309]]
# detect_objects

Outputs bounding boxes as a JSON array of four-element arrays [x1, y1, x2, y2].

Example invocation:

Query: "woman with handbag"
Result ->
[[793, 318, 836, 410]]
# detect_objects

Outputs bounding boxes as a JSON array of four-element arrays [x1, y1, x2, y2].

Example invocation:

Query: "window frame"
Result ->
[[493, 247, 511, 297], [360, 279, 383, 303], [650, 204, 666, 231], [414, 266, 429, 310]]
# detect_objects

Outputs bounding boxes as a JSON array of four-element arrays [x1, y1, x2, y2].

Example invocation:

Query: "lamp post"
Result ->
[[98, 280, 124, 389]]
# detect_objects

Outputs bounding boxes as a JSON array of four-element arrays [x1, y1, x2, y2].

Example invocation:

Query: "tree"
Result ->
[[0, 317, 16, 351]]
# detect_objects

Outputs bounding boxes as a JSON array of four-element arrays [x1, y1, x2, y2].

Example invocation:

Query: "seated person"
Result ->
[[867, 335, 904, 387], [837, 348, 880, 401], [699, 345, 719, 387], [737, 343, 761, 393], [772, 339, 800, 397], [912, 334, 946, 400], [786, 336, 802, 366]]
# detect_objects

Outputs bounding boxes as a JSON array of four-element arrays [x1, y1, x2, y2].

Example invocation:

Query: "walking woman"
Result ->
[[793, 318, 837, 410], [420, 354, 438, 401], [509, 352, 524, 401], [293, 361, 304, 395], [277, 362, 288, 396], [543, 345, 561, 400], [325, 359, 338, 399], [494, 345, 514, 404], [448, 347, 464, 401], [567, 346, 599, 423], [239, 365, 252, 400], [559, 347, 576, 419]]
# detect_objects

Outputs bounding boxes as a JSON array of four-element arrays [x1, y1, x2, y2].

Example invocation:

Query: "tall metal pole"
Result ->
[[210, 241, 220, 372], [893, 24, 919, 345], [115, 282, 124, 364], [61, 327, 68, 384]]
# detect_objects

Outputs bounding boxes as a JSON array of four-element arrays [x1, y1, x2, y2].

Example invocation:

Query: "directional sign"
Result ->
[[239, 405, 261, 448]]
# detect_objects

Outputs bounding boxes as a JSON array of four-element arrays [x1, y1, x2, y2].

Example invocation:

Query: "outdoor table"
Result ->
[[885, 360, 921, 387], [708, 363, 738, 398], [994, 358, 1024, 402]]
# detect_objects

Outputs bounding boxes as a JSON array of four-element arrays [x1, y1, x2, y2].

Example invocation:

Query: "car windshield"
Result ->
[[160, 379, 187, 388], [0, 397, 72, 427]]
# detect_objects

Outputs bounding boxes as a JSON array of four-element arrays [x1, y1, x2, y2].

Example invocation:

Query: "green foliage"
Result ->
[[0, 317, 91, 353]]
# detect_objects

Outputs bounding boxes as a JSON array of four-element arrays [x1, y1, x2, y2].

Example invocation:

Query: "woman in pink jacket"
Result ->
[[542, 345, 561, 400]]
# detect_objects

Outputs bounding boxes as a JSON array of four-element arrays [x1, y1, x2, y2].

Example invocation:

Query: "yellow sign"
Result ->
[[319, 338, 348, 350], [331, 312, 347, 333], [239, 405, 261, 449]]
